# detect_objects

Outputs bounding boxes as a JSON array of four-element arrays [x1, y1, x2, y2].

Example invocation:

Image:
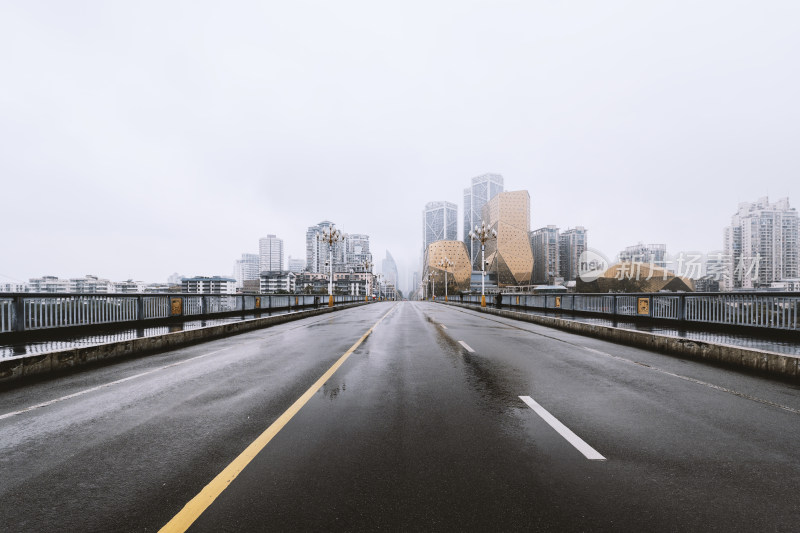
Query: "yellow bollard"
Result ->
[[328, 295, 334, 307], [481, 295, 486, 307]]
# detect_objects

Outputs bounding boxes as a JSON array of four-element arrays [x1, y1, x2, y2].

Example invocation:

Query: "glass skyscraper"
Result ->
[[423, 201, 458, 252], [463, 173, 504, 265]]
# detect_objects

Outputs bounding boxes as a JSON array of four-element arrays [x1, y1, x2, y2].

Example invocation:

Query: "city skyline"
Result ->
[[2, 2, 798, 288], [6, 192, 799, 289]]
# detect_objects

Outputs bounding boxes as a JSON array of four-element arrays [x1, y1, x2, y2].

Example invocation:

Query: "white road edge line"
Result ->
[[458, 340, 474, 352], [440, 324, 447, 329], [519, 395, 606, 461], [0, 348, 230, 421], [579, 347, 800, 415]]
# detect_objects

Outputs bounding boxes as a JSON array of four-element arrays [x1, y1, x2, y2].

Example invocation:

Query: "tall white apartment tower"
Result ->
[[463, 173, 504, 265], [259, 235, 284, 272], [344, 234, 372, 271], [723, 197, 799, 289], [233, 253, 260, 288], [306, 221, 345, 274], [559, 227, 588, 282], [423, 201, 458, 251]]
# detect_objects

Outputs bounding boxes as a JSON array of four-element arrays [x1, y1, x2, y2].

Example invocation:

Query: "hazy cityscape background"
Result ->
[[2, 1, 798, 293]]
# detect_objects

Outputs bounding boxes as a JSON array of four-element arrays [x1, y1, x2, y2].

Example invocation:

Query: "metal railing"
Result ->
[[453, 292, 800, 332], [0, 293, 365, 334]]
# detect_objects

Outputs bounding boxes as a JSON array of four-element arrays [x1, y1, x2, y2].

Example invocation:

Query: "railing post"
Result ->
[[612, 295, 617, 318], [13, 295, 25, 332], [136, 295, 144, 322], [678, 293, 685, 322], [200, 296, 207, 316]]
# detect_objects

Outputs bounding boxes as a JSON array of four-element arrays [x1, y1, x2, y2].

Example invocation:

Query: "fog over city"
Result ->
[[2, 1, 798, 292]]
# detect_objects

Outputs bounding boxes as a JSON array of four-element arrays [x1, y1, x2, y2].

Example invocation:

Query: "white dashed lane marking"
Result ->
[[458, 340, 474, 352], [520, 395, 606, 461]]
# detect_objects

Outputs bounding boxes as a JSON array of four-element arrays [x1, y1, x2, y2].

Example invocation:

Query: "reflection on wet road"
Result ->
[[1, 302, 799, 532]]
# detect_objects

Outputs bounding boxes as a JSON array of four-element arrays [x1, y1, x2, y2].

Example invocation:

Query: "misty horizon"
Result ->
[[2, 1, 798, 290]]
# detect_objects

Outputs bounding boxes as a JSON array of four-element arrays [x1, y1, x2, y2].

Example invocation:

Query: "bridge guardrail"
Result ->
[[0, 293, 365, 334], [454, 292, 800, 333]]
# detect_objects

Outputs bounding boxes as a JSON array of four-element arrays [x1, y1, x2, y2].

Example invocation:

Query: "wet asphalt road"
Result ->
[[1, 301, 799, 532]]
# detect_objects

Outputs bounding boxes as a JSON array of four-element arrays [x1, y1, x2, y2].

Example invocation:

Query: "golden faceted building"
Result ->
[[424, 240, 472, 296], [480, 190, 534, 286]]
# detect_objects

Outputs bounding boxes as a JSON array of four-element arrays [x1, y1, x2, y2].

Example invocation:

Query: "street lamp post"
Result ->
[[469, 221, 497, 307], [437, 256, 453, 302], [318, 225, 344, 307], [363, 259, 373, 302], [425, 271, 435, 301]]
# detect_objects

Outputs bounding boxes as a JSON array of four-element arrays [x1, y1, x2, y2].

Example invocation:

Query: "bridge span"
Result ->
[[1, 301, 799, 531]]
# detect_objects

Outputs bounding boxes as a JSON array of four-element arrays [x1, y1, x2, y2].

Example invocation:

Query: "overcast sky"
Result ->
[[2, 1, 798, 292]]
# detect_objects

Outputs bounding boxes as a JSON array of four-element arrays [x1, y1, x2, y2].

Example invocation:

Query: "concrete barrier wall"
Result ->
[[0, 303, 368, 386], [444, 303, 800, 380]]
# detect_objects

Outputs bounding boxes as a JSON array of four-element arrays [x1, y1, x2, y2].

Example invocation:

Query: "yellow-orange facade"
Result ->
[[424, 240, 472, 296], [480, 190, 534, 286]]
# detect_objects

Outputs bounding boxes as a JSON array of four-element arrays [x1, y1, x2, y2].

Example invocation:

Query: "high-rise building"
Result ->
[[382, 250, 399, 289], [464, 173, 504, 265], [481, 190, 533, 286], [723, 197, 799, 289], [619, 243, 667, 269], [344, 233, 372, 272], [530, 226, 560, 285], [704, 251, 728, 282], [287, 256, 305, 273], [259, 235, 284, 272], [306, 221, 344, 274], [559, 227, 587, 282], [305, 222, 367, 275], [423, 201, 458, 252], [233, 253, 260, 289]]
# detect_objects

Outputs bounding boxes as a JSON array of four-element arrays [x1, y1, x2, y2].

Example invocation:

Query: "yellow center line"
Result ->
[[159, 303, 398, 533]]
